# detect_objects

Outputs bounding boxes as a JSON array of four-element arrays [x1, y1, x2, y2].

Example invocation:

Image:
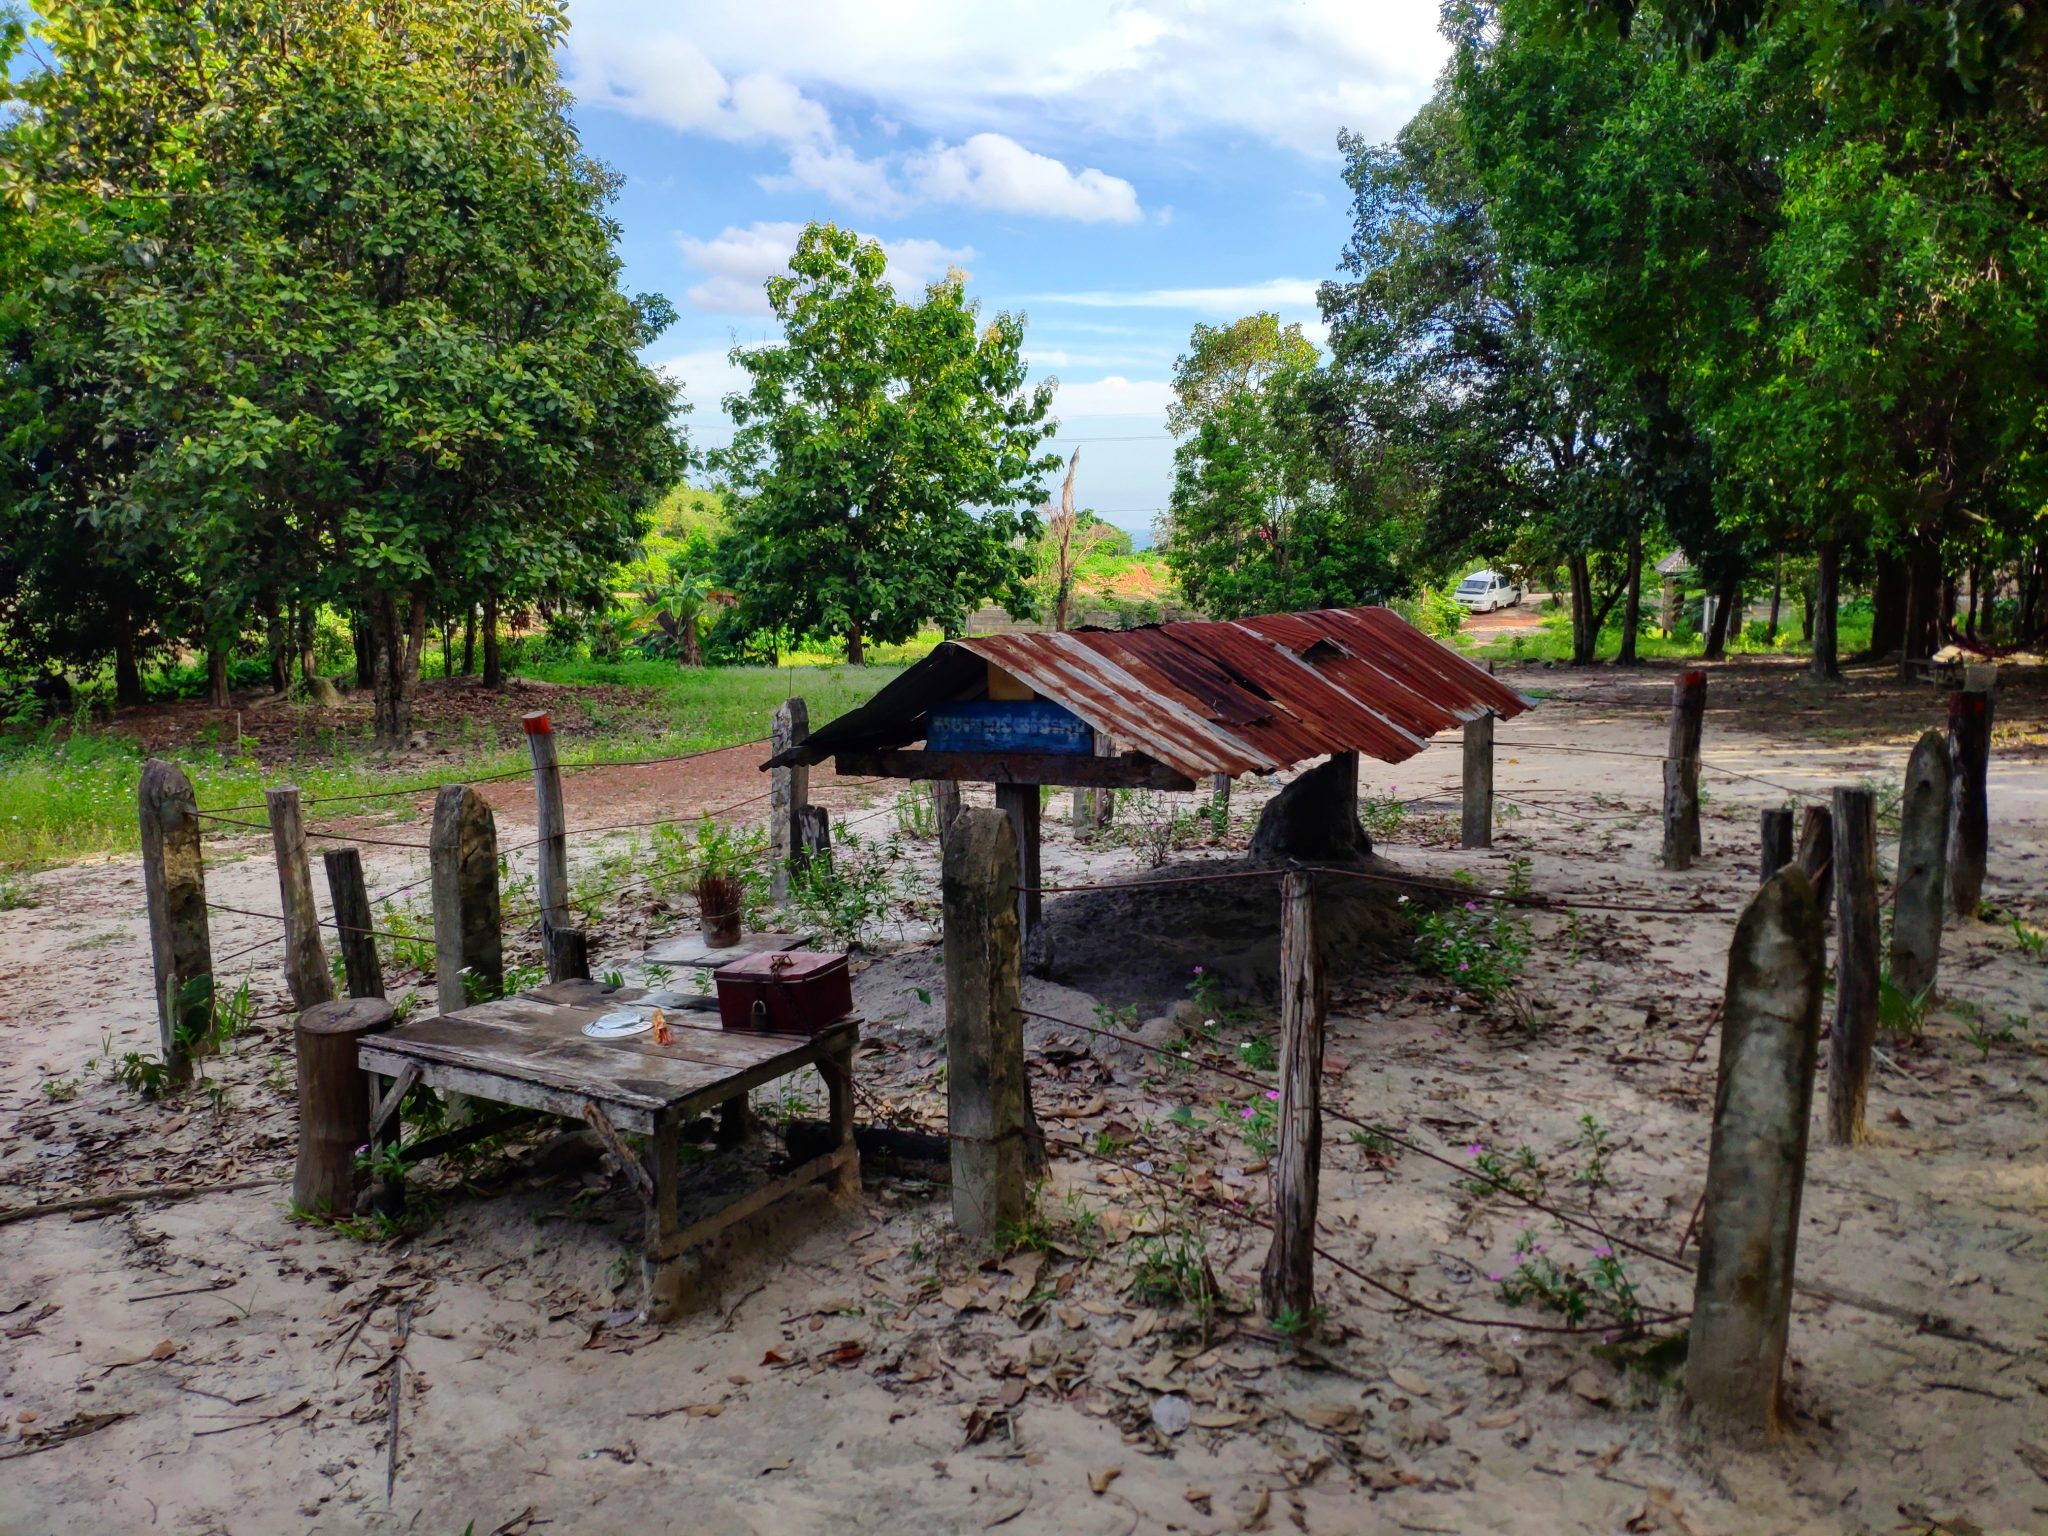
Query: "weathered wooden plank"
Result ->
[[356, 1049, 660, 1134], [654, 1146, 855, 1262], [583, 1101, 656, 1204], [367, 1062, 422, 1140], [836, 747, 1195, 790]]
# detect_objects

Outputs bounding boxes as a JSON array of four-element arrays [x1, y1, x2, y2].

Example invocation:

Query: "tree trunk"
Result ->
[[846, 619, 866, 666], [1702, 570, 1740, 659], [297, 605, 318, 688], [462, 606, 477, 676], [368, 590, 427, 747], [1616, 526, 1643, 666], [114, 619, 144, 708], [441, 613, 456, 680], [679, 613, 702, 666], [1810, 542, 1840, 679], [1867, 550, 1906, 659], [207, 643, 231, 708], [267, 601, 288, 693], [1566, 553, 1597, 666], [353, 613, 375, 689], [1963, 561, 1980, 640], [482, 594, 503, 689], [1766, 554, 1783, 644], [1902, 544, 1942, 663]]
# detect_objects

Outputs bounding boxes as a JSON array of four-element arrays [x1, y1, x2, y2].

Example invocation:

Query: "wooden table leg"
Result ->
[[822, 1035, 860, 1202], [641, 1117, 683, 1324], [717, 1094, 753, 1148], [369, 1072, 406, 1219]]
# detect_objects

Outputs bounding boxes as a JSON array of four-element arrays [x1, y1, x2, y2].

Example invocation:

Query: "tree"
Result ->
[[714, 223, 1059, 662], [1162, 360, 1403, 620], [1167, 314, 1322, 438], [1320, 101, 1642, 664], [6, 1, 685, 741]]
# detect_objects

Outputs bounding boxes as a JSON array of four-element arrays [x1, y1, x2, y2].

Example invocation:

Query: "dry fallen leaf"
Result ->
[[1387, 1367, 1433, 1398], [759, 1458, 793, 1475], [1301, 1403, 1364, 1434], [1088, 1466, 1122, 1495], [822, 1340, 867, 1366], [1475, 1409, 1522, 1429], [148, 1339, 177, 1362], [1192, 1410, 1247, 1428], [1568, 1367, 1610, 1405]]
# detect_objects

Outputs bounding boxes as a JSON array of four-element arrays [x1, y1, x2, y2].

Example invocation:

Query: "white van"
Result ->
[[1454, 570, 1522, 612]]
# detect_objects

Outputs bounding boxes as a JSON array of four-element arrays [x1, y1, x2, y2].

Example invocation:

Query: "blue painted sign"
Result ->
[[925, 700, 1096, 756]]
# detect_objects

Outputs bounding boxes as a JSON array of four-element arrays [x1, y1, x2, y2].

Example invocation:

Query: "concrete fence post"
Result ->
[[1889, 730, 1950, 999], [1826, 787, 1880, 1146], [1461, 713, 1495, 850], [431, 785, 503, 1013], [942, 809, 1031, 1242]]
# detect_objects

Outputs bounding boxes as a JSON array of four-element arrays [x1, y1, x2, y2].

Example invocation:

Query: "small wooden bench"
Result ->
[[358, 978, 858, 1320]]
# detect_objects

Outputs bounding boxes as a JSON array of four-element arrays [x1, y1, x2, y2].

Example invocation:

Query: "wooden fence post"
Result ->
[[932, 779, 963, 839], [1758, 807, 1794, 884], [431, 785, 502, 1013], [992, 782, 1042, 947], [799, 804, 832, 876], [1826, 787, 1880, 1146], [1795, 804, 1834, 916], [522, 712, 579, 981], [1662, 671, 1707, 870], [1685, 864, 1823, 1438], [1261, 868, 1326, 1324], [139, 759, 213, 1083], [321, 847, 384, 1000], [771, 697, 810, 902], [292, 996, 394, 1216], [266, 786, 334, 1012], [1945, 681, 1992, 918], [1461, 713, 1494, 850], [1889, 730, 1950, 999], [943, 808, 1030, 1241]]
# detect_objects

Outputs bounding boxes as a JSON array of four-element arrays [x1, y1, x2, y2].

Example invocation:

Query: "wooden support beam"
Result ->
[[836, 747, 1195, 791], [1889, 730, 1950, 999], [322, 847, 384, 1000], [993, 782, 1042, 943], [1686, 865, 1823, 1438], [266, 786, 334, 1012], [943, 809, 1031, 1242], [582, 1101, 656, 1204], [139, 759, 212, 1085], [1261, 868, 1325, 1324], [1826, 787, 1880, 1146], [368, 1062, 422, 1141]]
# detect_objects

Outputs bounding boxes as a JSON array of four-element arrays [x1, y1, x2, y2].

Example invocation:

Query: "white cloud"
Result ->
[[907, 134, 1139, 223], [676, 220, 974, 314], [1032, 279, 1322, 312], [1048, 375, 1176, 417], [567, 1, 1448, 161], [569, 19, 1142, 221]]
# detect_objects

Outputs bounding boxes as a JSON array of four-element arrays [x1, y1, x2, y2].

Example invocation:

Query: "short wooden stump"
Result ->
[[293, 997, 395, 1216]]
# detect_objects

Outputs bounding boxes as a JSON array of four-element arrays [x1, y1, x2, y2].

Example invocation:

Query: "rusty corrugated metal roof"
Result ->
[[770, 605, 1531, 780]]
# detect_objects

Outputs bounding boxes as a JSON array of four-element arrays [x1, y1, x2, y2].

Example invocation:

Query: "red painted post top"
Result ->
[[522, 711, 553, 736], [1948, 692, 1988, 720], [1679, 670, 1708, 688]]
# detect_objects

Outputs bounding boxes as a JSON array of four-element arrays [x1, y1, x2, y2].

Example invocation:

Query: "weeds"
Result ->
[[39, 1076, 79, 1102], [1125, 1199, 1220, 1321], [1496, 1232, 1642, 1329], [1878, 972, 1933, 1041], [893, 788, 937, 840], [1407, 894, 1531, 1002], [1460, 1141, 1546, 1200], [784, 827, 917, 946], [1236, 1035, 1277, 1072], [2009, 914, 2045, 959], [0, 868, 39, 909], [1358, 789, 1407, 842]]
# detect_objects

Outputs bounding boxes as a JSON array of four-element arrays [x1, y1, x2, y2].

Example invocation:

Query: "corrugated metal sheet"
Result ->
[[771, 605, 1532, 780]]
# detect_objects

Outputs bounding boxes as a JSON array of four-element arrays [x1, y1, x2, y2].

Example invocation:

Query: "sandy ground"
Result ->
[[2, 657, 2045, 1536]]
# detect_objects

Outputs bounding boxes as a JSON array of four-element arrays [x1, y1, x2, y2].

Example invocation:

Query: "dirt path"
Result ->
[[2, 658, 2044, 1535]]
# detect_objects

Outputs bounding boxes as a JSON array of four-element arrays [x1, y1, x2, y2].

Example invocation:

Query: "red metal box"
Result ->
[[714, 950, 853, 1035]]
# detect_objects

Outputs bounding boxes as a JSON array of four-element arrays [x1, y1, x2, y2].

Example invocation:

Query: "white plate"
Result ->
[[583, 1008, 653, 1040]]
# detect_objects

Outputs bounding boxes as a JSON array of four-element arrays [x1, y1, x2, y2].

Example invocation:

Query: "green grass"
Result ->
[[0, 661, 901, 869], [1464, 599, 1875, 666]]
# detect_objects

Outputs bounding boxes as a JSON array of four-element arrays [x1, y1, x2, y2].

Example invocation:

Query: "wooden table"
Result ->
[[357, 979, 858, 1320]]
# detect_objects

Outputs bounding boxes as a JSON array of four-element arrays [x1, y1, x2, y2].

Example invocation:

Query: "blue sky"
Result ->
[[561, 1, 1449, 545]]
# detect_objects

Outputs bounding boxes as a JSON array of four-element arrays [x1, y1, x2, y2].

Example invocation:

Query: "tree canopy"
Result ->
[[713, 223, 1060, 662]]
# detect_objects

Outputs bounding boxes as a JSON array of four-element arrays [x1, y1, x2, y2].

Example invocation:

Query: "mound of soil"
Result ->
[[1024, 855, 1412, 1011]]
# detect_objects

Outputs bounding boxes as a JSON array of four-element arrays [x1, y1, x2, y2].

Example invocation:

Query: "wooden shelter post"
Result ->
[[943, 808, 1030, 1241], [993, 783, 1042, 945], [1461, 712, 1494, 850]]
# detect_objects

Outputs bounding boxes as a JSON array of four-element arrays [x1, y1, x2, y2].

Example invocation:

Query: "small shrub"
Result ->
[[1407, 895, 1530, 1001]]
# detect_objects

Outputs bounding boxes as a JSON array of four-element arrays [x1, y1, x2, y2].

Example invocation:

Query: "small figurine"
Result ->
[[651, 1007, 673, 1046]]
